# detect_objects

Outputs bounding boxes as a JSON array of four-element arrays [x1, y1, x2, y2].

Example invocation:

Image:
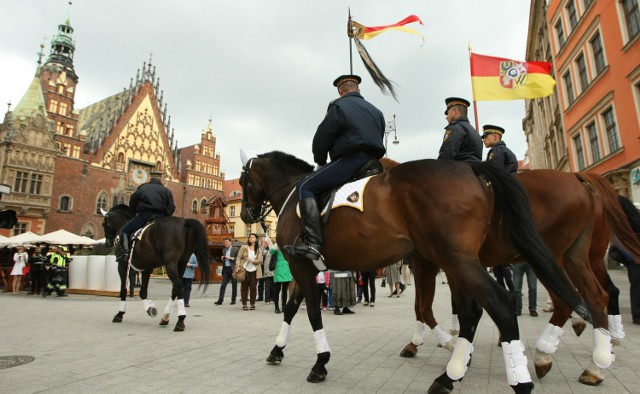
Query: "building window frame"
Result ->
[[576, 53, 589, 92], [555, 19, 566, 48], [563, 70, 575, 106], [230, 206, 236, 217], [587, 122, 601, 163], [59, 195, 73, 212], [590, 32, 606, 75], [13, 222, 28, 236], [621, 0, 640, 41], [566, 0, 579, 30], [602, 107, 621, 152], [95, 191, 109, 215], [200, 198, 207, 213], [14, 171, 29, 193], [191, 199, 198, 213], [573, 133, 586, 170]]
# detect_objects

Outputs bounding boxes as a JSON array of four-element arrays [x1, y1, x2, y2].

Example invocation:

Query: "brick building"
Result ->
[[221, 178, 277, 243], [0, 9, 225, 238], [524, 0, 640, 199]]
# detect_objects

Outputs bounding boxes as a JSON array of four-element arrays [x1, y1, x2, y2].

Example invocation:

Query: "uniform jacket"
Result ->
[[438, 116, 482, 163], [129, 179, 176, 215], [486, 141, 518, 174], [312, 92, 385, 165], [237, 245, 263, 279]]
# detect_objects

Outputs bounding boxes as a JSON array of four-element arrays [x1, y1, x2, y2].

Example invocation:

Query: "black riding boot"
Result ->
[[285, 197, 323, 260], [117, 235, 130, 264]]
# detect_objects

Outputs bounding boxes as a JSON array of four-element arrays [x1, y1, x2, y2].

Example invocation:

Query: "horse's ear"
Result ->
[[240, 149, 248, 167], [100, 208, 108, 217]]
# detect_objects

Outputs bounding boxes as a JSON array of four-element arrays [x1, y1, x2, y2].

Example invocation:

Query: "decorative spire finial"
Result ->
[[7, 101, 12, 112]]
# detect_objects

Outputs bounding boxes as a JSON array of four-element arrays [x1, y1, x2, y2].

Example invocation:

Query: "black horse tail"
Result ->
[[470, 162, 593, 324], [185, 219, 210, 293]]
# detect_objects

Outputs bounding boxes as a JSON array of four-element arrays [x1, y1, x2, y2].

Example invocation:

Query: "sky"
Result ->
[[0, 1, 535, 180]]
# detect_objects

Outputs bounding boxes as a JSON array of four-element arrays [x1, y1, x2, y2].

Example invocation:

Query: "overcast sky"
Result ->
[[0, 1, 535, 179]]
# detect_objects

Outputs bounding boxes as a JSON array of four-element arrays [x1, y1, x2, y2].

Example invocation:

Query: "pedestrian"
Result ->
[[257, 238, 269, 302], [438, 97, 482, 163], [261, 237, 275, 305], [361, 270, 376, 307], [271, 242, 292, 314], [384, 261, 403, 298], [28, 246, 47, 295], [512, 263, 538, 316], [330, 270, 356, 315], [10, 246, 28, 294], [285, 74, 385, 261], [237, 233, 262, 311], [214, 237, 238, 305], [400, 259, 412, 286], [182, 253, 198, 307], [481, 124, 518, 174]]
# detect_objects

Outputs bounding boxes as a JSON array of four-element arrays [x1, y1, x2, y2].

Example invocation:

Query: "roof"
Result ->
[[77, 89, 128, 141], [223, 178, 242, 200], [12, 76, 48, 123]]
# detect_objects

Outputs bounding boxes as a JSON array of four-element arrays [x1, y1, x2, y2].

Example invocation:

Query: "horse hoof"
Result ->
[[112, 315, 123, 323], [306, 370, 327, 383], [173, 322, 185, 332], [611, 338, 624, 347], [266, 353, 283, 364], [573, 320, 587, 337], [159, 318, 169, 326], [578, 369, 604, 386], [427, 380, 453, 394], [535, 362, 552, 379], [512, 382, 534, 393], [400, 343, 418, 358], [147, 307, 157, 318]]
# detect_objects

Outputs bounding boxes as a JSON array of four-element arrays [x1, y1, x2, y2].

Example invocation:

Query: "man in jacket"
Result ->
[[118, 171, 175, 265], [214, 237, 240, 305], [481, 124, 519, 174], [438, 97, 482, 163], [286, 74, 386, 261]]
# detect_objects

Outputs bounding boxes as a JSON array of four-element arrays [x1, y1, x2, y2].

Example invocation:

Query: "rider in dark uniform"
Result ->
[[481, 124, 519, 174], [286, 74, 386, 261], [438, 97, 482, 163], [117, 171, 176, 265]]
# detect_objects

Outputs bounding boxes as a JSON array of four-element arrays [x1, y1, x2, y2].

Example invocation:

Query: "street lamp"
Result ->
[[384, 114, 399, 157]]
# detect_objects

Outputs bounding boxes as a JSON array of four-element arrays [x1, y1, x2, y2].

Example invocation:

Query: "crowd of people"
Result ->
[[4, 244, 72, 297]]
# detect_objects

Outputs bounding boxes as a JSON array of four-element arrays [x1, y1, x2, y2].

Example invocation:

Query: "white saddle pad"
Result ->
[[296, 175, 375, 217]]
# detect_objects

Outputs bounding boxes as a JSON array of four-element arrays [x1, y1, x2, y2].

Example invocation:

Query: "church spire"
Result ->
[[47, 1, 76, 70]]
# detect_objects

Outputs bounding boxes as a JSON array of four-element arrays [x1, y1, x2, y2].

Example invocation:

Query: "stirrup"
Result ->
[[284, 243, 327, 271]]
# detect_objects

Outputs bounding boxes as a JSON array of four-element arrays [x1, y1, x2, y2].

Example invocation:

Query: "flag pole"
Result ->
[[348, 8, 354, 74], [469, 42, 480, 131]]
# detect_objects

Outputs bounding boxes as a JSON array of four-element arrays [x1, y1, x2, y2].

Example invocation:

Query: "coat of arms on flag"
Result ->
[[499, 61, 528, 89]]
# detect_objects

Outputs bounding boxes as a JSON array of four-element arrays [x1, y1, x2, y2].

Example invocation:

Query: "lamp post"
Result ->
[[384, 114, 399, 157]]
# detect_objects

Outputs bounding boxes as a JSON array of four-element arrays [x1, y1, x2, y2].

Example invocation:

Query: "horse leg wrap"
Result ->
[[313, 329, 331, 354], [592, 328, 612, 368], [276, 322, 291, 348], [450, 314, 460, 335], [501, 339, 532, 386], [446, 337, 473, 380], [119, 301, 126, 313], [177, 299, 186, 316], [535, 323, 564, 355], [608, 315, 625, 342], [433, 323, 454, 347], [162, 299, 174, 320], [411, 321, 426, 346]]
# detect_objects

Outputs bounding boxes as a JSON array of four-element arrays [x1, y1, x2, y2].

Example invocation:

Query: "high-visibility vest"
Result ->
[[48, 252, 66, 267]]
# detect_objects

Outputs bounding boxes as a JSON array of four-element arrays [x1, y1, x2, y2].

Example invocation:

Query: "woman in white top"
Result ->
[[236, 233, 263, 310], [10, 246, 28, 295]]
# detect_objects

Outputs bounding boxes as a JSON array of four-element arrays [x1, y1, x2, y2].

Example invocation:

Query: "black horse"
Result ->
[[101, 204, 210, 332], [238, 150, 593, 394]]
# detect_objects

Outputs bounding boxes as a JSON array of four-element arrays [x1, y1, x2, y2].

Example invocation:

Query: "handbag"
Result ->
[[22, 265, 30, 276], [232, 266, 246, 282], [269, 252, 278, 271]]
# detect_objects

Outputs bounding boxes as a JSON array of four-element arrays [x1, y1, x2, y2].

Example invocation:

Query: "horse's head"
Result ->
[[101, 205, 134, 248], [238, 149, 313, 224]]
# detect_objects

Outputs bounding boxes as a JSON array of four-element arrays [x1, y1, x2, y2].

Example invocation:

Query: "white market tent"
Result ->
[[38, 229, 98, 246], [0, 231, 43, 248]]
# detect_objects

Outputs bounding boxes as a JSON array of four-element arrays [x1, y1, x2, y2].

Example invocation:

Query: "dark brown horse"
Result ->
[[101, 205, 210, 331], [239, 151, 594, 394], [398, 169, 640, 387]]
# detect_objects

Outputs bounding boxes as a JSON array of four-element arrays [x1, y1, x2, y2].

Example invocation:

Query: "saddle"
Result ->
[[315, 159, 383, 223], [128, 217, 162, 271]]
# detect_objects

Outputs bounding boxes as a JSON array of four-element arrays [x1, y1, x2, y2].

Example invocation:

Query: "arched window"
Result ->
[[59, 195, 72, 212], [96, 191, 108, 215], [192, 199, 198, 213], [116, 153, 125, 170], [81, 222, 98, 239], [200, 198, 208, 213]]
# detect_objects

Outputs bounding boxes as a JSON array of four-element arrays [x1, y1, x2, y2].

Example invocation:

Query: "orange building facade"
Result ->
[[545, 0, 640, 198]]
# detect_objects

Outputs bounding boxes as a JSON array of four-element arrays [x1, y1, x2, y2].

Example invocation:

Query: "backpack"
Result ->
[[269, 252, 278, 271]]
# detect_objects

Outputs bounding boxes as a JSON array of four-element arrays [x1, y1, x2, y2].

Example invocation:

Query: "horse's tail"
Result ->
[[185, 219, 210, 293], [470, 162, 593, 324], [576, 172, 640, 258]]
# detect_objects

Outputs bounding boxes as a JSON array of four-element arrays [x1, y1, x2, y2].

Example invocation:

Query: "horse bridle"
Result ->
[[240, 157, 301, 229]]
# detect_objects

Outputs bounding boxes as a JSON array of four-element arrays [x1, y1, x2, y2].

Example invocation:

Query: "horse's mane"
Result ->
[[258, 151, 314, 173]]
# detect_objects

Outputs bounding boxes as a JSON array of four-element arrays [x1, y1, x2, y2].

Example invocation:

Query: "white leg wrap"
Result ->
[[592, 328, 612, 369], [535, 323, 564, 355], [313, 329, 331, 354], [411, 321, 427, 346], [446, 337, 473, 380], [275, 322, 291, 348], [143, 299, 151, 311], [451, 314, 460, 331], [433, 324, 453, 347], [163, 299, 174, 315], [502, 340, 532, 386], [608, 315, 625, 341], [177, 299, 186, 316], [119, 301, 126, 313]]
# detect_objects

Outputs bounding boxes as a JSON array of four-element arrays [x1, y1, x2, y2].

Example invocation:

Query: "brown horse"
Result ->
[[398, 169, 640, 387], [239, 151, 593, 394]]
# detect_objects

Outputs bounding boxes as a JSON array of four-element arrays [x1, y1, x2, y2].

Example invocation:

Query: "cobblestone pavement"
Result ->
[[1, 268, 639, 393]]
